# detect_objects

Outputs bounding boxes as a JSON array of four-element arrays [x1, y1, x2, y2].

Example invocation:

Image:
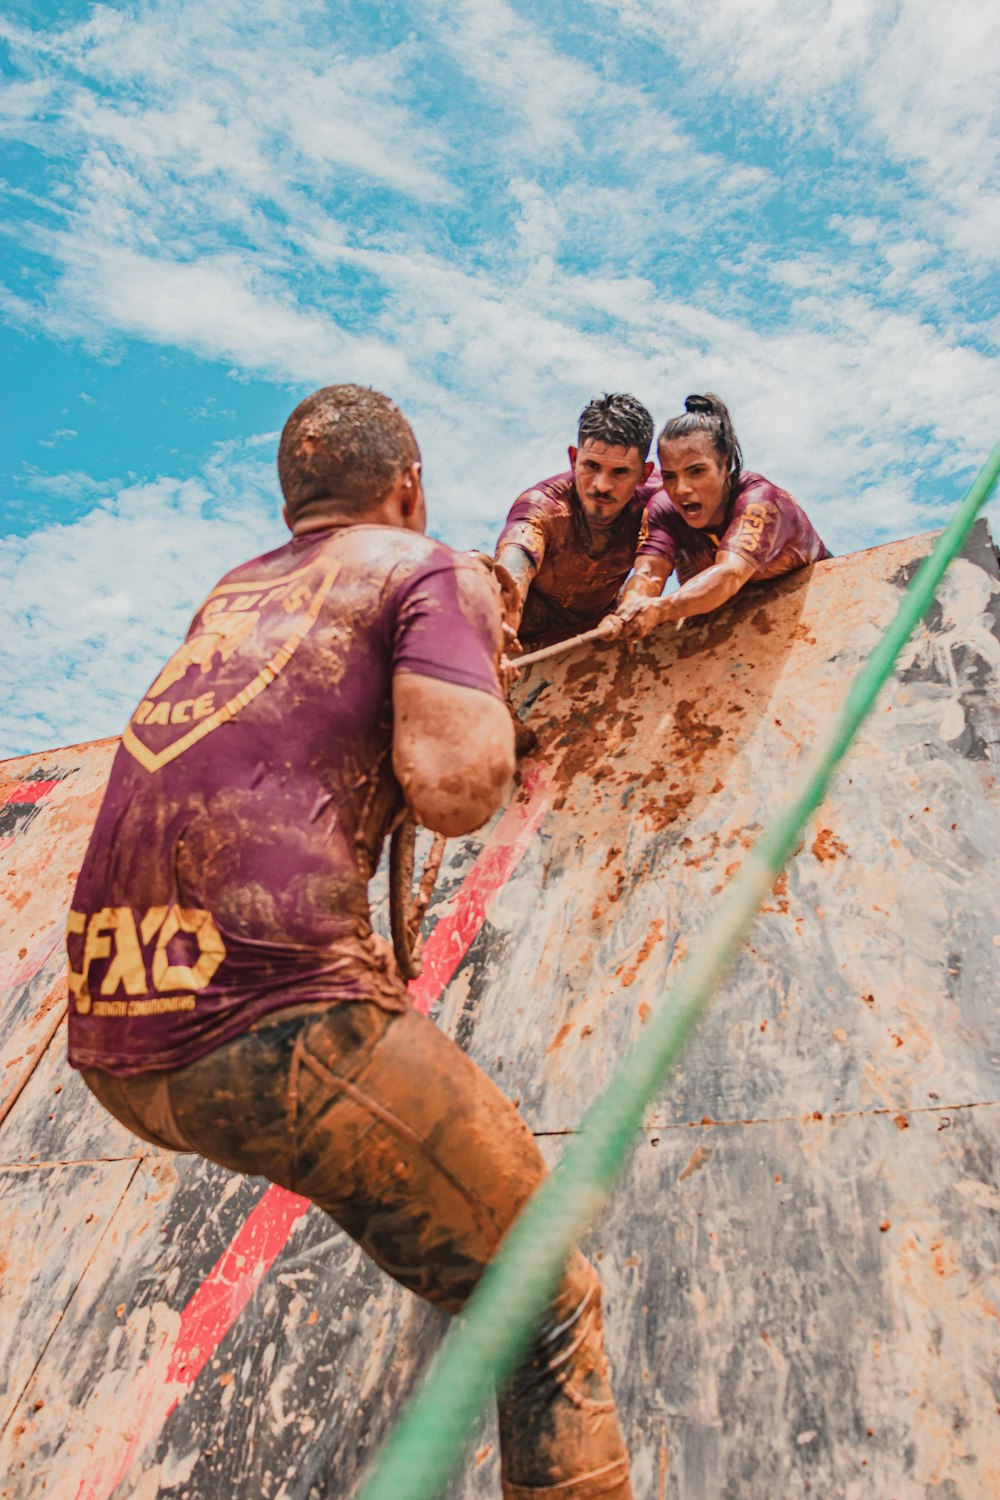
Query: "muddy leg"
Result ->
[[89, 1002, 631, 1497]]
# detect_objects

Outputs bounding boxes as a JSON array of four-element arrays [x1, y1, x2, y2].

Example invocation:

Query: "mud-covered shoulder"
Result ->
[[318, 524, 447, 584], [733, 471, 787, 508]]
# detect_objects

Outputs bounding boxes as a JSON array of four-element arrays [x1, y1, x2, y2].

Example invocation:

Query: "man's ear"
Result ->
[[282, 502, 292, 531], [643, 460, 655, 481], [568, 445, 578, 468], [398, 461, 423, 520]]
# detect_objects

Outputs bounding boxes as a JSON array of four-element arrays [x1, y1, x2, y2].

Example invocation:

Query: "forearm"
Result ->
[[621, 556, 671, 602], [393, 680, 515, 836], [655, 560, 750, 622], [494, 544, 537, 637]]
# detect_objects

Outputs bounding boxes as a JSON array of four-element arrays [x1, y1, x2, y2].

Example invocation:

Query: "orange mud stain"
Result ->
[[547, 1022, 574, 1054], [475, 1444, 495, 1467], [638, 788, 695, 832], [657, 1443, 669, 1500], [593, 867, 626, 921], [676, 609, 738, 657], [617, 919, 665, 987], [637, 1003, 650, 1023], [812, 827, 848, 862], [672, 699, 723, 771], [564, 655, 602, 688], [832, 1027, 847, 1043], [678, 1145, 712, 1183], [894, 1113, 909, 1130], [929, 1241, 958, 1279]]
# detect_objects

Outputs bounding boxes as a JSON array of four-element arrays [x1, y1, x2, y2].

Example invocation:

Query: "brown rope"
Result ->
[[500, 622, 617, 673], [389, 812, 447, 980]]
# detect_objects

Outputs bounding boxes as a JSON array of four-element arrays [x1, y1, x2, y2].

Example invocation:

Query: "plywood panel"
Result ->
[[0, 525, 997, 1500]]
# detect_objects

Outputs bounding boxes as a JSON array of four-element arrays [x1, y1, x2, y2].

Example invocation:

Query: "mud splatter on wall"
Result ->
[[1, 525, 999, 1498]]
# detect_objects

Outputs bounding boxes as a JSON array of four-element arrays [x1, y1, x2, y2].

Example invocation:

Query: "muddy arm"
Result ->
[[494, 544, 538, 648], [621, 554, 672, 602], [615, 551, 756, 639], [392, 672, 515, 837]]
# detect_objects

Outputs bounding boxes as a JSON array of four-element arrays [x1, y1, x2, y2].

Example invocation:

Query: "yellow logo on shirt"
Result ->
[[67, 904, 226, 1016], [123, 558, 340, 773], [727, 501, 771, 556]]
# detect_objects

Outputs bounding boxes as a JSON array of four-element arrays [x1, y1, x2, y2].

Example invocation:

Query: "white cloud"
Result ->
[[3, 0, 999, 757], [597, 0, 1000, 263], [30, 239, 409, 390], [0, 440, 284, 760]]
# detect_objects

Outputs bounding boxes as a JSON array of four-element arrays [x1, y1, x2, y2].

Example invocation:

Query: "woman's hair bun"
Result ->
[[683, 394, 716, 414], [661, 392, 743, 477]]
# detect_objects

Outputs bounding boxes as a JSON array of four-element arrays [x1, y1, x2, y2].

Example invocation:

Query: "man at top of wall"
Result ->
[[599, 392, 830, 638], [494, 392, 659, 652]]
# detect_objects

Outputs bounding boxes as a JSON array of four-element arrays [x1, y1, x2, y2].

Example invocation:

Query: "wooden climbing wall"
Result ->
[[1, 523, 998, 1499]]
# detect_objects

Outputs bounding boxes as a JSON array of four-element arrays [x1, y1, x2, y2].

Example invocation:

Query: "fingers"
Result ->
[[616, 602, 656, 640], [595, 614, 624, 641]]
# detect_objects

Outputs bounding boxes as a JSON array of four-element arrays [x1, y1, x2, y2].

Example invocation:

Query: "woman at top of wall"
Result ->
[[599, 393, 830, 639]]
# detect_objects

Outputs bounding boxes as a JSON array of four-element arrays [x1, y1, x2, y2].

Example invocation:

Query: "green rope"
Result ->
[[356, 442, 1000, 1500]]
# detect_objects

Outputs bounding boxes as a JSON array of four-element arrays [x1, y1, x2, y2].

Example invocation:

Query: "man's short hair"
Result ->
[[577, 393, 654, 461], [278, 385, 420, 523]]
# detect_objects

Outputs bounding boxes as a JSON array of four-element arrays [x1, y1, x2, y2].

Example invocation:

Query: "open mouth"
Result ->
[[680, 500, 702, 518]]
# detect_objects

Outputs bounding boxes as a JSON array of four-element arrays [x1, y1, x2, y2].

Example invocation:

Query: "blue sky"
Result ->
[[2, 0, 999, 757]]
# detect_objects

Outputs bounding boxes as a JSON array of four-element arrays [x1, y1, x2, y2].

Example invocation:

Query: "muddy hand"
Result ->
[[608, 596, 663, 640], [595, 612, 625, 642]]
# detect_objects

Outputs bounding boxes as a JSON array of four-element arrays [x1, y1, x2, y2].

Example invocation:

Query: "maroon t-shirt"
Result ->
[[67, 526, 503, 1077], [639, 472, 829, 583], [497, 469, 661, 631]]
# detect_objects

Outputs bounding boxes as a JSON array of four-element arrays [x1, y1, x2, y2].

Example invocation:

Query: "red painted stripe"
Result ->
[[65, 1187, 311, 1500], [163, 1185, 311, 1386], [59, 773, 550, 1499], [1, 778, 61, 807], [1, 920, 65, 991], [409, 769, 550, 1015]]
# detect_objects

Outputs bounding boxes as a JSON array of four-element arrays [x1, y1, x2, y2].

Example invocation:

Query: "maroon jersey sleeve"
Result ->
[[636, 491, 681, 567], [390, 556, 503, 699], [495, 488, 556, 569], [719, 489, 783, 568], [719, 475, 828, 576]]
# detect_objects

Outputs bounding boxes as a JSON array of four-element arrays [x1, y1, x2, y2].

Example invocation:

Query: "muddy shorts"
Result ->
[[84, 1001, 631, 1499]]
